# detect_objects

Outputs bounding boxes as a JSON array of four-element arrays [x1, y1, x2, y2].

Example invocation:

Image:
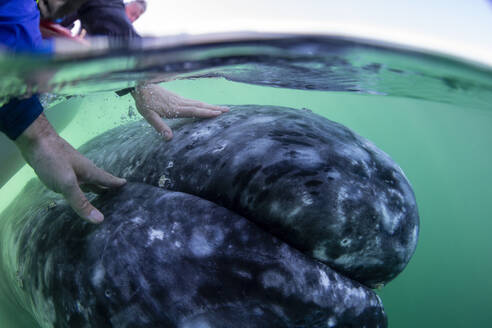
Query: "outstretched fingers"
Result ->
[[70, 153, 127, 221], [141, 109, 173, 140], [82, 163, 127, 189], [15, 113, 127, 225], [133, 84, 229, 138], [175, 106, 223, 118], [61, 179, 104, 224], [181, 99, 229, 113]]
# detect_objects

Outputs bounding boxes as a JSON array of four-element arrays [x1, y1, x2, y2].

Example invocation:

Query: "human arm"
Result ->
[[13, 111, 126, 223], [0, 0, 126, 223]]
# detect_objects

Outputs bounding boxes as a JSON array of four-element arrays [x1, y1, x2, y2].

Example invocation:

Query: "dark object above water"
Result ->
[[0, 105, 419, 327]]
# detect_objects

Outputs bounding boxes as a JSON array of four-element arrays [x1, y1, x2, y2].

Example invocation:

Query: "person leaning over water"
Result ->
[[0, 0, 228, 224], [57, 0, 228, 141], [61, 0, 147, 38], [125, 0, 146, 23]]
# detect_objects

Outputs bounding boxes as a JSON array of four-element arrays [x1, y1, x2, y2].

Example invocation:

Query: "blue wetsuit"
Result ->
[[0, 0, 52, 140]]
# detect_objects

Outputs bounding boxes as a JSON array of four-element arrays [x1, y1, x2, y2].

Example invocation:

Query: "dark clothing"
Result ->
[[37, 0, 89, 20], [79, 0, 126, 10], [0, 96, 44, 140], [78, 0, 140, 96], [68, 0, 140, 38]]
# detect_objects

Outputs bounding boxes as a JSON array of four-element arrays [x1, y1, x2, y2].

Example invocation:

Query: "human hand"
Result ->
[[15, 114, 126, 223], [131, 84, 229, 140]]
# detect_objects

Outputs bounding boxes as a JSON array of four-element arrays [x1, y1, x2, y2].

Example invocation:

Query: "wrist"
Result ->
[[15, 114, 57, 150]]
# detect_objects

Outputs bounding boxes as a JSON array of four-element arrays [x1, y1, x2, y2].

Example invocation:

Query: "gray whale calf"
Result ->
[[0, 105, 419, 327]]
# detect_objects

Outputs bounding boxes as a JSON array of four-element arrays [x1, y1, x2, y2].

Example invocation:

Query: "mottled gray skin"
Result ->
[[0, 182, 386, 328], [80, 105, 419, 287]]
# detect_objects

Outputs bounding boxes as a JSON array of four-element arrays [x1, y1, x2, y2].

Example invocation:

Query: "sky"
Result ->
[[132, 0, 492, 67]]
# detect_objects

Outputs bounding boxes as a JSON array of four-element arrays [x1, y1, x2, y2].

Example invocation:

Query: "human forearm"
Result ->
[[14, 113, 126, 223]]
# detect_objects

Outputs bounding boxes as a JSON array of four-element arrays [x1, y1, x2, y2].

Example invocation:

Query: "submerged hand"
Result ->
[[131, 84, 229, 140], [15, 114, 126, 223]]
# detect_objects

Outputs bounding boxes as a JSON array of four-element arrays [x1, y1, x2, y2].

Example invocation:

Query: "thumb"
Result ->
[[62, 181, 104, 223]]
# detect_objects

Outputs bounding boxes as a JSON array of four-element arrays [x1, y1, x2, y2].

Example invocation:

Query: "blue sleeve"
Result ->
[[0, 0, 53, 53], [0, 96, 44, 140], [0, 1, 50, 140]]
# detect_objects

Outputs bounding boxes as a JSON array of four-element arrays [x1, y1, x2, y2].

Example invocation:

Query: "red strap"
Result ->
[[39, 20, 88, 45]]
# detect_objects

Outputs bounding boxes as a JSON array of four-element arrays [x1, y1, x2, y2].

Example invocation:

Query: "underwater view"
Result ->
[[1, 34, 492, 327]]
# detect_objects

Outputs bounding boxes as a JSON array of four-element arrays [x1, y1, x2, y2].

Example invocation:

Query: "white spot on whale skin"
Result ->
[[269, 201, 282, 216], [319, 269, 330, 289], [212, 141, 228, 153], [335, 253, 383, 269], [378, 196, 405, 235], [326, 169, 341, 180], [180, 318, 212, 328], [336, 186, 349, 224], [287, 206, 302, 220], [171, 221, 181, 234], [235, 270, 253, 279], [301, 191, 313, 205], [254, 307, 264, 315], [189, 226, 224, 257], [334, 254, 357, 267], [232, 138, 275, 167], [327, 316, 337, 327], [131, 216, 143, 224], [343, 286, 368, 315], [291, 148, 323, 167], [190, 128, 213, 141], [246, 115, 276, 125], [91, 262, 105, 287], [75, 301, 83, 313], [147, 228, 164, 246], [261, 270, 287, 289]]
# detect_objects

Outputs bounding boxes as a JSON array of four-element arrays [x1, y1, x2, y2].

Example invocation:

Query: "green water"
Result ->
[[1, 75, 492, 327]]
